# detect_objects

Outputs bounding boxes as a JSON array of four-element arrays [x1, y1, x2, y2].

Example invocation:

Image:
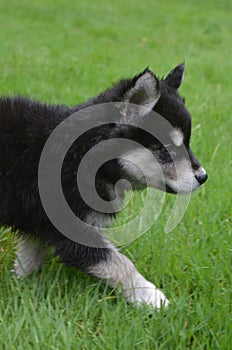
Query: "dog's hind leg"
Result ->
[[14, 236, 50, 278]]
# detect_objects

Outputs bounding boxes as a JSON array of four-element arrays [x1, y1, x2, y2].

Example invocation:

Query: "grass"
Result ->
[[0, 0, 231, 349]]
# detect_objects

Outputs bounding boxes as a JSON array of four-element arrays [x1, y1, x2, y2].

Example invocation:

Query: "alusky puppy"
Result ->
[[0, 64, 207, 308]]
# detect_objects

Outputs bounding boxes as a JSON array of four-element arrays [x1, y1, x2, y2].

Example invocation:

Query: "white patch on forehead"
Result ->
[[170, 128, 184, 147]]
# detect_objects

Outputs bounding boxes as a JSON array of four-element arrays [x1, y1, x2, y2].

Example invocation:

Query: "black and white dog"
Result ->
[[0, 64, 207, 308]]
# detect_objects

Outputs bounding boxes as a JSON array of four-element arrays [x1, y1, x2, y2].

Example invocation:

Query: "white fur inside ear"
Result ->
[[170, 128, 184, 147], [123, 72, 160, 116]]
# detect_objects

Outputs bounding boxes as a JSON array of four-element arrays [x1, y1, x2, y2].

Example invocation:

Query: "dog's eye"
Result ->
[[163, 145, 177, 158]]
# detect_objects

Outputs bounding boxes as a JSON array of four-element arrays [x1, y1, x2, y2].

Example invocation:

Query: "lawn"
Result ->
[[0, 0, 231, 349]]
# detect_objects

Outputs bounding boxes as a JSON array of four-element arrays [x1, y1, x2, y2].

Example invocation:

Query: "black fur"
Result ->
[[0, 65, 206, 272]]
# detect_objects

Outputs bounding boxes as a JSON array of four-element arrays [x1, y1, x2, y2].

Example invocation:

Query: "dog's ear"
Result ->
[[165, 63, 185, 90], [120, 69, 160, 117]]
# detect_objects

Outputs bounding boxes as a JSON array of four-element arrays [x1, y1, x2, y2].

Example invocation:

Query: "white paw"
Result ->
[[125, 274, 169, 309]]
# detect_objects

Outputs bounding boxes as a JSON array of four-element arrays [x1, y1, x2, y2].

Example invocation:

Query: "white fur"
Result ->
[[166, 161, 207, 193], [120, 147, 206, 194], [14, 237, 49, 277], [170, 128, 184, 147], [88, 250, 168, 309], [165, 158, 196, 193], [119, 148, 165, 190]]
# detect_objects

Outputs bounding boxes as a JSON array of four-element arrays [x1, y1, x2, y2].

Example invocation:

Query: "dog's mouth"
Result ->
[[163, 180, 201, 195], [164, 180, 204, 195]]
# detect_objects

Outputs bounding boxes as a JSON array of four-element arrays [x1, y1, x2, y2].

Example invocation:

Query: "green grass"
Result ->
[[0, 0, 231, 349]]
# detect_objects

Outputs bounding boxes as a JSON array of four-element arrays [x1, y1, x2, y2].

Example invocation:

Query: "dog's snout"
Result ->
[[195, 172, 208, 185]]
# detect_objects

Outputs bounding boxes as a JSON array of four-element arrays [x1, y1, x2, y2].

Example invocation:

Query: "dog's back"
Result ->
[[0, 97, 68, 229]]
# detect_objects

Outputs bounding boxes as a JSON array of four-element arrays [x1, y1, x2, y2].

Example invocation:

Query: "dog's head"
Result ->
[[116, 64, 208, 194]]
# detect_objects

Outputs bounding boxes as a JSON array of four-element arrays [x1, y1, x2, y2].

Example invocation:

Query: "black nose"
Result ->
[[195, 173, 208, 185]]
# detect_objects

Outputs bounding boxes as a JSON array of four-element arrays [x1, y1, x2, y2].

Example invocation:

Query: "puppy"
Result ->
[[0, 64, 207, 308]]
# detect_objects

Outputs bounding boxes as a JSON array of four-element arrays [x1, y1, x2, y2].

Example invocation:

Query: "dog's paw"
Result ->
[[125, 275, 169, 309]]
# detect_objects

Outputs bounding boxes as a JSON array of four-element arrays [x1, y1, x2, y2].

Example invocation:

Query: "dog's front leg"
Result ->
[[52, 236, 168, 309], [87, 249, 169, 309]]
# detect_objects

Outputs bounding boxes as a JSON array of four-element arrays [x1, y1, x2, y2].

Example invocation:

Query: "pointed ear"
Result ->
[[165, 63, 185, 90], [121, 69, 160, 117]]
